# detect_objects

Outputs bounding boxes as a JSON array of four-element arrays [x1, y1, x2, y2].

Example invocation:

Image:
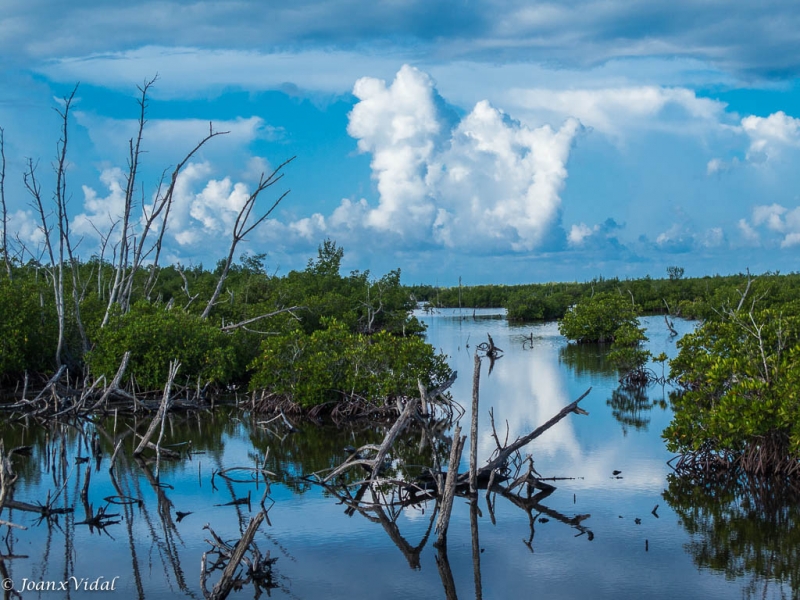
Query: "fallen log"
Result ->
[[320, 399, 420, 484], [201, 511, 267, 600], [133, 360, 180, 456]]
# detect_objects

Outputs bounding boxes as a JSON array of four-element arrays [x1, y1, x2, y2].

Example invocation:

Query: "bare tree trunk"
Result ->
[[24, 158, 64, 365], [435, 423, 465, 547], [53, 86, 89, 354], [0, 127, 11, 279], [133, 360, 180, 456], [103, 80, 151, 322], [470, 498, 483, 600], [469, 353, 481, 495]]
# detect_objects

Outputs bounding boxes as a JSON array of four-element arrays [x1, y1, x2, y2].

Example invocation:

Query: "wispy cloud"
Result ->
[[9, 1, 800, 79], [508, 86, 727, 138]]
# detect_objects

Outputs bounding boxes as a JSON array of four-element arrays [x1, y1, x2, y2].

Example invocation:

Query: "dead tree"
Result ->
[[54, 86, 90, 354], [466, 387, 591, 485], [201, 157, 295, 320], [126, 106, 226, 310], [20, 86, 87, 363], [24, 158, 65, 365], [104, 76, 153, 317], [435, 423, 465, 547], [0, 126, 10, 279], [133, 361, 180, 456], [201, 512, 277, 600], [100, 77, 230, 325], [469, 353, 481, 494]]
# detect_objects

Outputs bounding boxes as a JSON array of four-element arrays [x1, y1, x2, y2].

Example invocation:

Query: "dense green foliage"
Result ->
[[249, 318, 451, 407], [558, 292, 652, 384], [664, 303, 800, 462], [88, 301, 239, 390], [0, 276, 58, 377], [0, 241, 441, 409], [558, 292, 638, 344]]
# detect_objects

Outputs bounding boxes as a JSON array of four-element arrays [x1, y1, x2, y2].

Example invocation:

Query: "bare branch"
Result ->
[[470, 387, 592, 481], [0, 127, 10, 278], [54, 85, 90, 353], [201, 157, 295, 320], [142, 127, 231, 302], [220, 306, 304, 332]]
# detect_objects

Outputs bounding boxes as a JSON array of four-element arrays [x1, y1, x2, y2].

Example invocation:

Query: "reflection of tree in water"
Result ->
[[606, 386, 667, 435], [249, 419, 453, 494], [559, 343, 618, 378], [664, 475, 800, 599]]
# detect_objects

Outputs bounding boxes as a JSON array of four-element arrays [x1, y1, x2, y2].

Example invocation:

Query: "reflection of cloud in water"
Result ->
[[470, 336, 668, 492], [422, 313, 677, 491], [477, 341, 581, 466]]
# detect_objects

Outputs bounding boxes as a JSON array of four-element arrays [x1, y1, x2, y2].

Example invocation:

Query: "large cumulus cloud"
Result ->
[[343, 65, 582, 252]]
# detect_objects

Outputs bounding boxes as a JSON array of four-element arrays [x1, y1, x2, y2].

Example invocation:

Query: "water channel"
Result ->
[[0, 310, 797, 599]]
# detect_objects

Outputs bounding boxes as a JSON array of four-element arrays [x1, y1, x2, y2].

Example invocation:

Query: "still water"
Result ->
[[0, 310, 797, 599]]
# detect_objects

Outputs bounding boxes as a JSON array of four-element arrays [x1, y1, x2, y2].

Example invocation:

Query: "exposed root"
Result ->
[[668, 433, 800, 482]]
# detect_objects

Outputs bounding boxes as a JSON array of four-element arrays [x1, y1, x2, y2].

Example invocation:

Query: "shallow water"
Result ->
[[0, 310, 797, 599]]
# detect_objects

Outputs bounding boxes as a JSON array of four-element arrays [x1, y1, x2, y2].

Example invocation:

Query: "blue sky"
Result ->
[[2, 1, 800, 285]]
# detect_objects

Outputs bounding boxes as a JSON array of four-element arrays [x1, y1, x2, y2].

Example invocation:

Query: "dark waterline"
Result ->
[[0, 310, 796, 599]]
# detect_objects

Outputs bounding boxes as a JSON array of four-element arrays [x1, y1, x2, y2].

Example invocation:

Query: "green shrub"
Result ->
[[558, 292, 639, 343], [249, 319, 452, 407], [664, 305, 800, 459], [88, 301, 237, 390]]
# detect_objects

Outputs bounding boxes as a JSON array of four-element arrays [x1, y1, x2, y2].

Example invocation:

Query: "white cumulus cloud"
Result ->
[[741, 111, 800, 162], [344, 65, 582, 252], [738, 203, 800, 248]]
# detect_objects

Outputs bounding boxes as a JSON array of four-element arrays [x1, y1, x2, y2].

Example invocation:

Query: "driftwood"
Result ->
[[86, 351, 131, 412], [32, 365, 68, 404], [320, 398, 420, 484], [319, 373, 459, 483], [220, 306, 304, 332], [201, 511, 276, 600], [133, 361, 180, 456]]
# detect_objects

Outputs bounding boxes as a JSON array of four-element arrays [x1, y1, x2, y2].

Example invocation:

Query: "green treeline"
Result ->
[[409, 269, 800, 321], [0, 241, 450, 408]]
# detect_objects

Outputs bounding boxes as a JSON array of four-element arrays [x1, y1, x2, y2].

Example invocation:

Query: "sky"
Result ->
[[2, 1, 800, 286]]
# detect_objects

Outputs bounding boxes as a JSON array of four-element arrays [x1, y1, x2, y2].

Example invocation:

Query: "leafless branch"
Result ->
[[201, 157, 295, 320], [220, 306, 304, 332], [0, 126, 10, 278]]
